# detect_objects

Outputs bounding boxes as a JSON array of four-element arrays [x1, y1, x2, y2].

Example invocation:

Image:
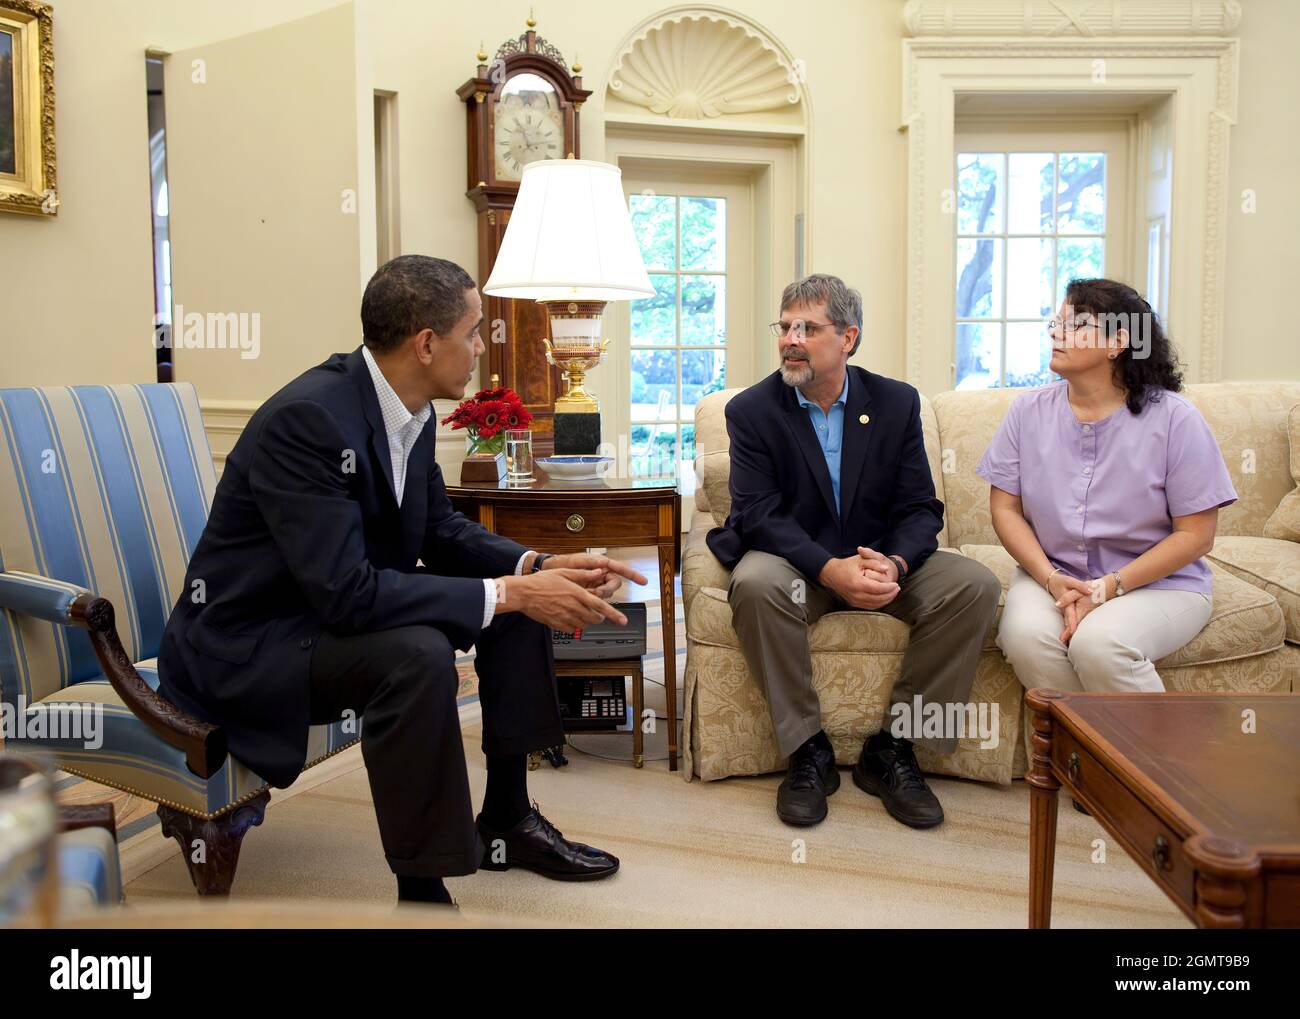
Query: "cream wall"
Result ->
[[0, 0, 1295, 399], [1222, 0, 1300, 381], [162, 3, 361, 402], [0, 0, 351, 389]]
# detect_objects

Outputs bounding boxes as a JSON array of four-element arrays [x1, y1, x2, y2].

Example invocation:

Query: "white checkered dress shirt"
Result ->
[[361, 347, 531, 628]]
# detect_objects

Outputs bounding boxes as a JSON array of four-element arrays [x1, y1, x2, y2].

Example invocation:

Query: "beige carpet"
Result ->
[[120, 719, 1189, 928]]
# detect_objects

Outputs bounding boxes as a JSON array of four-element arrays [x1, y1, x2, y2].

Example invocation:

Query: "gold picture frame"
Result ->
[[0, 0, 55, 216]]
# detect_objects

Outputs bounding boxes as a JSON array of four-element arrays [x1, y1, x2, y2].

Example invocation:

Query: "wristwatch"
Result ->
[[531, 553, 553, 574], [888, 555, 908, 586]]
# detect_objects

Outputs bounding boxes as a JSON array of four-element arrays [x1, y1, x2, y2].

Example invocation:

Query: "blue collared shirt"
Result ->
[[795, 371, 850, 514]]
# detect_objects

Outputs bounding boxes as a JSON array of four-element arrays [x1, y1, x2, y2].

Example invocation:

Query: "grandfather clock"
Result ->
[[457, 16, 591, 455]]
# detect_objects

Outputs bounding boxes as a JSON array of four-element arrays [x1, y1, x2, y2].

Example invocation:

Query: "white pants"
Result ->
[[996, 567, 1213, 693]]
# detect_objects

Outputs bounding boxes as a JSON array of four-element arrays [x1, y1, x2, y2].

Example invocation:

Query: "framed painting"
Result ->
[[0, 0, 55, 217]]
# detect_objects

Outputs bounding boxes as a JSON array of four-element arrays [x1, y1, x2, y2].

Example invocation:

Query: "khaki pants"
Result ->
[[996, 566, 1213, 693], [727, 549, 1001, 757]]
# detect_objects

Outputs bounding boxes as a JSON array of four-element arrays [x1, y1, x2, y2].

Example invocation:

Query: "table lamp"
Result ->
[[484, 158, 653, 454]]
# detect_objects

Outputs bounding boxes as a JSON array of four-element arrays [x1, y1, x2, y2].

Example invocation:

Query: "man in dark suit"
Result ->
[[159, 255, 645, 904], [707, 274, 999, 830]]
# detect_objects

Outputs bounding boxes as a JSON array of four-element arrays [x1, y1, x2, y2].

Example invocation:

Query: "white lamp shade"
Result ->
[[483, 159, 654, 302]]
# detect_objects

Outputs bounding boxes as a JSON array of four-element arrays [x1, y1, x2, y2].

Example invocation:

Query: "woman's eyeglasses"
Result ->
[[1046, 316, 1097, 335]]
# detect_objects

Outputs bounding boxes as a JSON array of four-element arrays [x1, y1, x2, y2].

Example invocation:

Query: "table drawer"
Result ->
[[491, 501, 663, 546], [1054, 728, 1195, 904]]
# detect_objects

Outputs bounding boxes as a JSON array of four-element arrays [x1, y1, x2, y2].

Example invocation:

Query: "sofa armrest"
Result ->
[[0, 571, 227, 780], [682, 524, 731, 617]]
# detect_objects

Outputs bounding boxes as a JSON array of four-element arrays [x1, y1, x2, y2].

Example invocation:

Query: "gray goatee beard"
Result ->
[[780, 356, 814, 388]]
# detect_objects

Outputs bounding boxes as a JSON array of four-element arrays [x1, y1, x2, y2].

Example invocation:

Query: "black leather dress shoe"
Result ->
[[477, 808, 619, 882], [776, 739, 840, 826], [852, 731, 944, 829]]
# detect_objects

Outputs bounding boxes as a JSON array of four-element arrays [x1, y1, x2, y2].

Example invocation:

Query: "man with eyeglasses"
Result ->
[[706, 273, 1000, 829]]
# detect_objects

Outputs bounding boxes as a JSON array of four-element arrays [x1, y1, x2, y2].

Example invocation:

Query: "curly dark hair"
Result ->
[[1063, 277, 1183, 415]]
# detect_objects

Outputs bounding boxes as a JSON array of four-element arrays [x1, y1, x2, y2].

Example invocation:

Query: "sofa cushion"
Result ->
[[932, 389, 1025, 547], [699, 449, 732, 526], [958, 543, 1286, 666], [956, 544, 1012, 651], [1184, 384, 1300, 537], [1208, 535, 1300, 644], [1263, 404, 1300, 542]]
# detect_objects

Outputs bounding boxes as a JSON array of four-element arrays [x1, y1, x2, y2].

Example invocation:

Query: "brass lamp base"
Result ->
[[541, 299, 609, 417]]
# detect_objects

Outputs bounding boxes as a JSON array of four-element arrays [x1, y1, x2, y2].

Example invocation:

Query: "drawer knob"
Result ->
[[565, 513, 586, 533], [1066, 751, 1080, 784], [1152, 834, 1171, 871]]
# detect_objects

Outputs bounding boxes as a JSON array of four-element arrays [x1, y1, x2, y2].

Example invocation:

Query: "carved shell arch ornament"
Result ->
[[607, 7, 805, 120]]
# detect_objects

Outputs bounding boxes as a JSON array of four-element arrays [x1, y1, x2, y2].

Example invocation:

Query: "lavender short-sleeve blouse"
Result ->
[[975, 381, 1236, 594]]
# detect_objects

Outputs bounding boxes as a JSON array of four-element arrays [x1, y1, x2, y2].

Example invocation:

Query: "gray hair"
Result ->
[[779, 273, 863, 355]]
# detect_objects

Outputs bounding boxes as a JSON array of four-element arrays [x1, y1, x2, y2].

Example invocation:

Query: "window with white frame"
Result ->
[[627, 193, 729, 477], [955, 151, 1106, 388]]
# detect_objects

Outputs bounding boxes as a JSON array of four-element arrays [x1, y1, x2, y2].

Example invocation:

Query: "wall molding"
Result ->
[[901, 36, 1239, 392], [607, 5, 804, 120], [902, 0, 1242, 37], [199, 399, 464, 474]]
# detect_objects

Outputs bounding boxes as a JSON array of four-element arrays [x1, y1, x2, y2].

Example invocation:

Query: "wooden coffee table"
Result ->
[[1025, 689, 1300, 929], [446, 464, 681, 770]]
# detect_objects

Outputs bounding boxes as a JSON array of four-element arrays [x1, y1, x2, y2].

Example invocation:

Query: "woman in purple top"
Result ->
[[977, 278, 1236, 695]]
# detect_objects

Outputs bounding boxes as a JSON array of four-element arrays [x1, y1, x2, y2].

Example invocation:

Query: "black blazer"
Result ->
[[157, 348, 527, 787], [706, 366, 944, 585]]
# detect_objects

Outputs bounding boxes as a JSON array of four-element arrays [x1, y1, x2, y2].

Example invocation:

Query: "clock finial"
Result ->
[[572, 52, 582, 74], [476, 40, 488, 63], [526, 8, 536, 29]]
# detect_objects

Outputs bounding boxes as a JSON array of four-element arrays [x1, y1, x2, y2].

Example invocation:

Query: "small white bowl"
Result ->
[[534, 455, 614, 480]]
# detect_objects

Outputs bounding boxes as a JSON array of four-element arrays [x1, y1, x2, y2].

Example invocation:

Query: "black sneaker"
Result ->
[[776, 737, 840, 826], [852, 730, 944, 829]]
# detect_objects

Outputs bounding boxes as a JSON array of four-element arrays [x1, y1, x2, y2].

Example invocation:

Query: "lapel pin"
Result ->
[[859, 414, 870, 424]]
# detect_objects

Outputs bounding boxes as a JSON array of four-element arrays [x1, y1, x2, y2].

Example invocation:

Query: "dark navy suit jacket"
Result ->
[[706, 366, 944, 585], [157, 348, 527, 787]]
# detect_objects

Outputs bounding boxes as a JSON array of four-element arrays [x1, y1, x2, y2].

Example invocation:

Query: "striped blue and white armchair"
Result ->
[[0, 384, 361, 895]]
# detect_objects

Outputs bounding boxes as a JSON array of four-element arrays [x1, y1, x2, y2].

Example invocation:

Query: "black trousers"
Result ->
[[307, 610, 565, 878]]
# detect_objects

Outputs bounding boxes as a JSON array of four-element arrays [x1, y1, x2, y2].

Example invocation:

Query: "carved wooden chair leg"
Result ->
[[156, 790, 270, 896]]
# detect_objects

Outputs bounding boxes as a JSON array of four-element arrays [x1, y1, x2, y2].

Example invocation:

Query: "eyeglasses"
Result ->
[[769, 320, 838, 339], [1046, 316, 1097, 335]]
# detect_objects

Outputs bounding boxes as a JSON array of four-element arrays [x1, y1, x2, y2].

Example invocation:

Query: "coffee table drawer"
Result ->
[[491, 501, 661, 546], [1054, 728, 1194, 903]]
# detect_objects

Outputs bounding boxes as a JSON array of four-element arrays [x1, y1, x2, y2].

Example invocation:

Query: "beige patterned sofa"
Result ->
[[682, 381, 1300, 784]]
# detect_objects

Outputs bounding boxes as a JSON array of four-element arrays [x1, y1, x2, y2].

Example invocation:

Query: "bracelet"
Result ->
[[1043, 566, 1062, 590]]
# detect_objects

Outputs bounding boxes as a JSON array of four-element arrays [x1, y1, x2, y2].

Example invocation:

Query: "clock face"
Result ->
[[493, 74, 564, 182]]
